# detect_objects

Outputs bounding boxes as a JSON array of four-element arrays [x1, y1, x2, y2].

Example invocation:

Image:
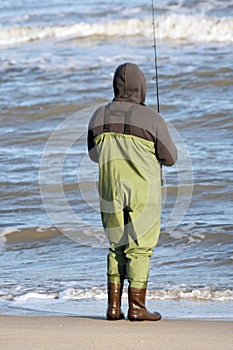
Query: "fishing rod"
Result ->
[[151, 0, 160, 114], [151, 0, 163, 185]]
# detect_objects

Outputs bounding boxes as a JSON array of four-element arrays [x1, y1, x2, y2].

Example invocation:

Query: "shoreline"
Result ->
[[0, 315, 232, 350]]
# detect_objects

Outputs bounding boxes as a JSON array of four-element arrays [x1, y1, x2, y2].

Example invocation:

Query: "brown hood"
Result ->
[[113, 62, 146, 105]]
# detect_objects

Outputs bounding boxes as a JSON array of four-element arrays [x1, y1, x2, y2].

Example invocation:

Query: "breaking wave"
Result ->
[[1, 14, 233, 47], [1, 286, 233, 303], [0, 227, 61, 246]]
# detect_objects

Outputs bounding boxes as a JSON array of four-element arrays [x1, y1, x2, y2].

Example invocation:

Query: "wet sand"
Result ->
[[0, 316, 232, 350]]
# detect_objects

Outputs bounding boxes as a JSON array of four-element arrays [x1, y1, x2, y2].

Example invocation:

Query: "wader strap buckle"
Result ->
[[124, 109, 131, 134]]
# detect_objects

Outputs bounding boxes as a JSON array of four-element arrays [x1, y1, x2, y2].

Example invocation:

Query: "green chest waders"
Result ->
[[95, 104, 161, 289]]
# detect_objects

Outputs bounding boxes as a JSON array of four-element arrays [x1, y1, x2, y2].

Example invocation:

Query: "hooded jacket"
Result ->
[[88, 62, 177, 166]]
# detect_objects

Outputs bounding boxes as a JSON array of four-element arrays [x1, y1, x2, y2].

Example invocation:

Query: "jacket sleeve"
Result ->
[[87, 111, 100, 163], [87, 129, 99, 163], [155, 115, 177, 166]]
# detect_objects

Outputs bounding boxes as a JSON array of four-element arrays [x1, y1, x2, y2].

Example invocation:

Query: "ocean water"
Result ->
[[0, 0, 233, 319]]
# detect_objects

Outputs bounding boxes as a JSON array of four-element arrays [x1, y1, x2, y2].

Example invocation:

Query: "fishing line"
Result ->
[[151, 0, 160, 114], [151, 0, 164, 185]]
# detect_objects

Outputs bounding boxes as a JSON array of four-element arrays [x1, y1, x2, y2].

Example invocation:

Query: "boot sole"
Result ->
[[107, 314, 125, 321], [128, 315, 162, 322], [107, 317, 125, 321]]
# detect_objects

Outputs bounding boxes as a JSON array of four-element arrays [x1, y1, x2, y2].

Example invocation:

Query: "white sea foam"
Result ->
[[1, 286, 232, 318], [0, 14, 233, 47], [147, 287, 233, 301], [14, 292, 57, 301], [3, 286, 232, 303], [59, 288, 106, 300]]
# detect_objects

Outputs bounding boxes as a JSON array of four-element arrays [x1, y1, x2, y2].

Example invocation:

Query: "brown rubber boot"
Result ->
[[127, 287, 162, 321], [106, 283, 125, 320]]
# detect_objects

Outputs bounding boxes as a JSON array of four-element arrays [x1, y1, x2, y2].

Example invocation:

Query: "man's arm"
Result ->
[[87, 128, 99, 163], [155, 115, 177, 166]]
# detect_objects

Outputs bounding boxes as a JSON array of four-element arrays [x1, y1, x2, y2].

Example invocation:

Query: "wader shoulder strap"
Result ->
[[124, 105, 139, 134], [103, 103, 111, 132]]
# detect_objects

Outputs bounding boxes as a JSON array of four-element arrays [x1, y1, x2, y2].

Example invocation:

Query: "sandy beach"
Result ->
[[0, 316, 232, 350]]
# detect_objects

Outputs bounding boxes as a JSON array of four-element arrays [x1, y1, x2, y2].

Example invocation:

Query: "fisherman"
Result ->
[[87, 62, 177, 321]]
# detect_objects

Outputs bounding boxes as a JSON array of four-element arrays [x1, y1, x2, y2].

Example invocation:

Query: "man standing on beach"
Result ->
[[88, 62, 177, 321]]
